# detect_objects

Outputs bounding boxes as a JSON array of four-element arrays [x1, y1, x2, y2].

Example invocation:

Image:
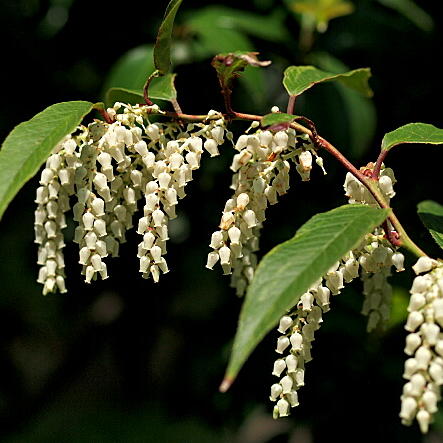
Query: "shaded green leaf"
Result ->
[[417, 200, 443, 250], [222, 204, 389, 385], [185, 6, 289, 43], [106, 88, 144, 107], [381, 123, 443, 151], [261, 113, 298, 127], [105, 75, 177, 107], [0, 101, 93, 221], [154, 0, 183, 75], [377, 0, 433, 32], [191, 27, 253, 59], [309, 52, 376, 158], [103, 45, 155, 95], [283, 65, 373, 97]]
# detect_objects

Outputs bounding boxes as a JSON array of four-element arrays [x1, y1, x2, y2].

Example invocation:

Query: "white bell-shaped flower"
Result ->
[[276, 336, 290, 354], [272, 359, 286, 377], [411, 276, 431, 294], [404, 333, 421, 355], [285, 355, 298, 373], [206, 251, 220, 270], [280, 375, 293, 394], [286, 390, 299, 407], [391, 252, 405, 272], [228, 226, 241, 245], [219, 246, 231, 266], [399, 396, 417, 421], [290, 332, 303, 351], [277, 316, 293, 334], [416, 409, 431, 434], [152, 209, 165, 227], [403, 358, 418, 379], [276, 398, 290, 417], [413, 257, 436, 275], [405, 311, 424, 332], [415, 346, 432, 370], [408, 293, 426, 312], [270, 383, 283, 401]]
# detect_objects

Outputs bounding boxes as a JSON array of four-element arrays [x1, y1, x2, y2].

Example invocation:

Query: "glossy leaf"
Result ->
[[222, 204, 389, 386], [283, 65, 373, 98], [261, 113, 298, 127], [0, 101, 93, 220], [381, 123, 443, 151], [154, 0, 183, 74], [417, 200, 443, 250]]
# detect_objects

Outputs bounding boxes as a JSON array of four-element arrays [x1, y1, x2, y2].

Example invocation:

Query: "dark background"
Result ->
[[0, 0, 442, 441]]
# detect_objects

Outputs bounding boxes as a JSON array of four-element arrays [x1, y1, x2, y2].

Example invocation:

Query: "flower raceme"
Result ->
[[35, 103, 227, 292], [270, 164, 405, 418], [34, 103, 326, 294], [206, 123, 326, 296], [400, 257, 443, 433]]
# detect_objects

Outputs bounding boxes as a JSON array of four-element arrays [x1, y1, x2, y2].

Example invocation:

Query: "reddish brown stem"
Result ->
[[373, 149, 388, 180], [222, 88, 235, 116], [382, 220, 401, 247], [287, 95, 297, 114], [143, 70, 160, 106], [98, 109, 115, 124]]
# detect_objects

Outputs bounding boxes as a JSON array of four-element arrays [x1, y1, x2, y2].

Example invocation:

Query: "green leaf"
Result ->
[[105, 74, 177, 107], [190, 26, 253, 59], [103, 45, 155, 95], [222, 204, 389, 386], [377, 0, 433, 32], [105, 88, 144, 107], [417, 200, 443, 251], [212, 51, 271, 92], [154, 0, 183, 75], [283, 65, 373, 98], [381, 123, 443, 151], [185, 6, 289, 43], [0, 101, 93, 221], [261, 113, 298, 128], [308, 52, 376, 158]]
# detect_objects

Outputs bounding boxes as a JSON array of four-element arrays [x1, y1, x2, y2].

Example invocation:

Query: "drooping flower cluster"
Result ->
[[343, 165, 396, 206], [270, 164, 406, 418], [400, 257, 443, 433], [359, 231, 405, 331], [344, 165, 403, 331], [35, 136, 78, 294], [34, 103, 227, 293], [270, 257, 358, 418], [206, 122, 326, 296]]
